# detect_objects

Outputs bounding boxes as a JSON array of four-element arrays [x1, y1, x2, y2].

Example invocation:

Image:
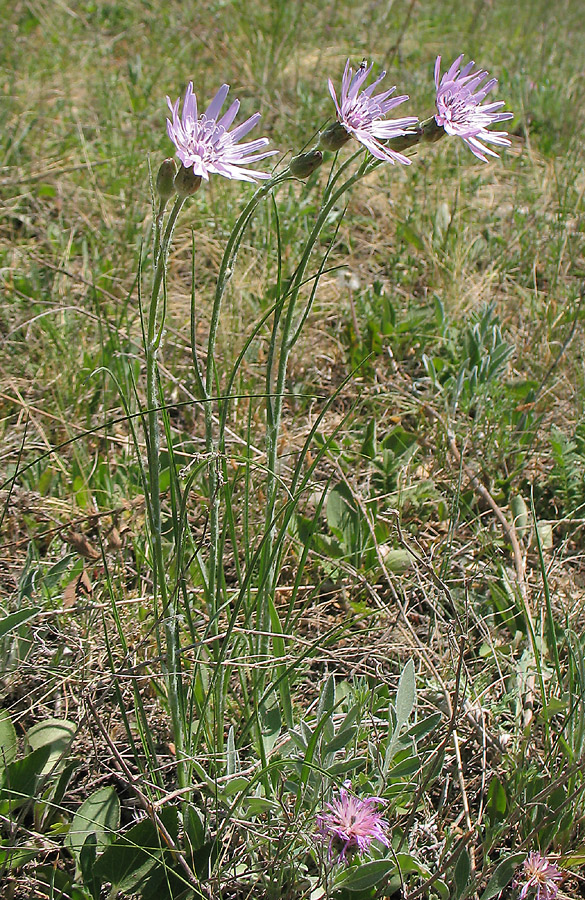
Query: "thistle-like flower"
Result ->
[[316, 784, 391, 861], [434, 55, 514, 161], [323, 59, 418, 164], [166, 82, 278, 182], [515, 852, 563, 900]]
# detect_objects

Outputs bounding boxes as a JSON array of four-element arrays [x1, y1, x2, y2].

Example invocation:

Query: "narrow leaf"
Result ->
[[480, 853, 525, 900], [0, 709, 18, 770], [0, 607, 41, 640], [453, 848, 471, 898], [395, 659, 416, 730]]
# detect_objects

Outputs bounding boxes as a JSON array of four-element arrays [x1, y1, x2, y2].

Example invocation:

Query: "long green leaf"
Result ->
[[0, 607, 41, 640]]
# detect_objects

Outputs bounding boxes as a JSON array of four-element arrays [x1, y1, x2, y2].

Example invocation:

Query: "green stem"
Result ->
[[263, 152, 365, 560], [263, 125, 433, 553], [146, 193, 187, 789], [202, 173, 291, 636]]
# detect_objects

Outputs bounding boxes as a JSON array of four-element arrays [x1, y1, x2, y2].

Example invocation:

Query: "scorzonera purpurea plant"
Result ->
[[111, 51, 525, 899]]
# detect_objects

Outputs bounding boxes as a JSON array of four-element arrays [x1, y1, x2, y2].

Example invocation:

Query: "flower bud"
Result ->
[[174, 165, 203, 198], [420, 116, 445, 144], [379, 545, 415, 573], [156, 158, 177, 203], [289, 149, 323, 178], [319, 121, 352, 152]]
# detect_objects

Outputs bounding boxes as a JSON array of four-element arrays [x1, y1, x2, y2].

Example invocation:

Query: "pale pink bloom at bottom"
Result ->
[[515, 852, 563, 900], [316, 784, 391, 861]]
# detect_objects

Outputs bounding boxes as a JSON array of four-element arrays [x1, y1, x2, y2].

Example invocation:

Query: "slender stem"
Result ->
[[264, 153, 366, 550], [205, 172, 291, 396], [192, 172, 291, 759], [145, 193, 187, 788], [202, 173, 291, 632], [263, 128, 431, 562]]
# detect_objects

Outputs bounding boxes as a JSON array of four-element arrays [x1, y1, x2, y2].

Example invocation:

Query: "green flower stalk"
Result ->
[[143, 80, 279, 777]]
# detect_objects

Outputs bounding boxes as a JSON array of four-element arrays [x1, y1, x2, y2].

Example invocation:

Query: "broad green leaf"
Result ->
[[288, 730, 308, 753], [79, 833, 99, 899], [388, 754, 421, 777], [218, 776, 249, 798], [385, 853, 432, 895], [184, 804, 205, 852], [327, 757, 366, 776], [394, 852, 430, 875], [0, 710, 17, 770], [66, 785, 120, 860], [260, 701, 281, 756], [0, 844, 39, 869], [561, 846, 585, 867], [326, 483, 358, 535], [42, 554, 76, 591], [334, 859, 396, 891], [0, 745, 52, 811], [398, 222, 424, 251], [406, 713, 442, 741], [141, 859, 197, 900], [92, 806, 178, 892], [323, 725, 357, 755], [0, 607, 40, 640], [361, 418, 377, 460], [26, 718, 76, 775], [380, 548, 414, 573], [480, 853, 525, 900], [245, 797, 280, 815], [47, 760, 78, 811]]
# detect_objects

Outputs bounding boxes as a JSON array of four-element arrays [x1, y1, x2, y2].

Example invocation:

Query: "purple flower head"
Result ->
[[316, 784, 391, 862], [434, 54, 514, 161], [327, 59, 418, 164], [515, 852, 563, 900], [166, 82, 278, 183]]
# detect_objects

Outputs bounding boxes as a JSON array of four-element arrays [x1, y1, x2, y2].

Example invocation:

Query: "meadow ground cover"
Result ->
[[2, 0, 585, 897]]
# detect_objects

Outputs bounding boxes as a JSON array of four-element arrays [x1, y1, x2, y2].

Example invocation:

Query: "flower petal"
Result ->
[[204, 83, 230, 121]]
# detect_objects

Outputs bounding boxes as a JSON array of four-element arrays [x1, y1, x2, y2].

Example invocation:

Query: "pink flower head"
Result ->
[[166, 82, 278, 182], [328, 60, 418, 164], [434, 55, 514, 161], [515, 852, 563, 900], [316, 784, 391, 861]]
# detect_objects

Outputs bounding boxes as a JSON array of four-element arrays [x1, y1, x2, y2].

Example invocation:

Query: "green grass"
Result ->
[[2, 1, 585, 898]]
